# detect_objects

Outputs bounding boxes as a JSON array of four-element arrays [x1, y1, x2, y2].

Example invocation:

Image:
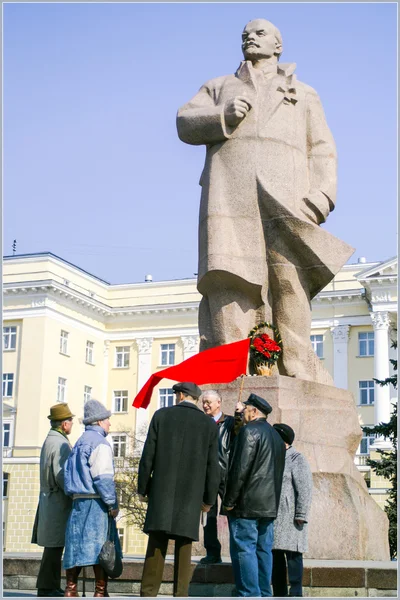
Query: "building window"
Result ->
[[111, 434, 127, 458], [84, 386, 92, 404], [160, 343, 175, 366], [60, 330, 69, 355], [310, 334, 324, 358], [358, 332, 374, 357], [115, 346, 130, 368], [57, 377, 67, 403], [159, 388, 175, 408], [117, 528, 125, 551], [3, 424, 11, 448], [358, 429, 376, 454], [2, 374, 14, 398], [86, 341, 94, 364], [3, 326, 17, 351], [118, 487, 128, 505], [113, 391, 128, 413], [359, 381, 374, 405], [3, 473, 9, 498]]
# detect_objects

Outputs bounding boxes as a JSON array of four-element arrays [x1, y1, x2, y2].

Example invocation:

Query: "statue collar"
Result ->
[[236, 61, 298, 103], [236, 61, 297, 80]]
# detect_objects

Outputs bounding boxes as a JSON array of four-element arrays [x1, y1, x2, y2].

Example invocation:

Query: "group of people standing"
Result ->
[[32, 383, 312, 598], [32, 399, 121, 597], [138, 382, 313, 598]]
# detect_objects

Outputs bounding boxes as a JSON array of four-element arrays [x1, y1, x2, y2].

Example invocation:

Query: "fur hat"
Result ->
[[83, 399, 111, 425]]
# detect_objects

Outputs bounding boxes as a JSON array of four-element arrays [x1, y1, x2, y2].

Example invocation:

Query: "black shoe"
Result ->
[[199, 555, 222, 564], [37, 589, 64, 597]]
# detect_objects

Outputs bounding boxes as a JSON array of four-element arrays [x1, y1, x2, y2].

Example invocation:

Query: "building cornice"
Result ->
[[312, 289, 366, 305], [311, 315, 374, 329], [356, 256, 397, 280], [3, 281, 199, 319], [3, 276, 396, 324]]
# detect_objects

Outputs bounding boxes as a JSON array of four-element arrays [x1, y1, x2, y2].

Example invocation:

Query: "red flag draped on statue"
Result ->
[[133, 338, 250, 409]]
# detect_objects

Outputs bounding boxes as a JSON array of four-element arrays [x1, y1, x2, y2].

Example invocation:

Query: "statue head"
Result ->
[[241, 19, 283, 62]]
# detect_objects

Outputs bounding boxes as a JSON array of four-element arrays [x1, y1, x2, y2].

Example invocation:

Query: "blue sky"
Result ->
[[4, 2, 397, 284]]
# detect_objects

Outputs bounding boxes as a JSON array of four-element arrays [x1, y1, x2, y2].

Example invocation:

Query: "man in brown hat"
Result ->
[[31, 403, 75, 597]]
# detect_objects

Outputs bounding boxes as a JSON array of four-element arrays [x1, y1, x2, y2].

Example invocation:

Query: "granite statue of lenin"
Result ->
[[177, 19, 354, 383]]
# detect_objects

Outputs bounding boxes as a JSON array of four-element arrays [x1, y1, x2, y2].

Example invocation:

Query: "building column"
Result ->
[[181, 335, 200, 360], [103, 340, 110, 406], [135, 337, 153, 441], [371, 311, 391, 448], [330, 325, 350, 389]]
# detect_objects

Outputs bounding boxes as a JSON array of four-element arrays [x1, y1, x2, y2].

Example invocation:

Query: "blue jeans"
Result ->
[[228, 515, 274, 597]]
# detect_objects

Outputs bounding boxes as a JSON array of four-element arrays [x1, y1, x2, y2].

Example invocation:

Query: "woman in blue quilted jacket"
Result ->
[[63, 399, 122, 597]]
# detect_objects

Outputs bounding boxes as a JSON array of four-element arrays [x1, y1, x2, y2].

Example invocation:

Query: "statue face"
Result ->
[[241, 19, 281, 61]]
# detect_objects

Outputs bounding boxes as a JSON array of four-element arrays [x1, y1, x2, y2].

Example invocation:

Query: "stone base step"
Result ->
[[3, 554, 397, 597]]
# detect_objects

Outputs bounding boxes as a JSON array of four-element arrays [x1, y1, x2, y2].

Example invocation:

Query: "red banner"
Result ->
[[133, 338, 250, 409]]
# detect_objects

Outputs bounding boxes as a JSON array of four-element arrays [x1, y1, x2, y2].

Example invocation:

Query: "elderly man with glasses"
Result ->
[[200, 390, 243, 564]]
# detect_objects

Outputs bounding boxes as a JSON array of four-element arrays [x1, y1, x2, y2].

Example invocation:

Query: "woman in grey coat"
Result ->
[[272, 424, 313, 598]]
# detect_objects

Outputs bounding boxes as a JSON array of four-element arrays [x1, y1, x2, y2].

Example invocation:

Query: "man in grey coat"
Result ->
[[272, 424, 313, 598], [31, 403, 74, 597]]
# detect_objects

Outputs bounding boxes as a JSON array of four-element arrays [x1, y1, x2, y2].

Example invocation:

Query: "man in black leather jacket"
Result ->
[[223, 393, 286, 597], [200, 390, 241, 564]]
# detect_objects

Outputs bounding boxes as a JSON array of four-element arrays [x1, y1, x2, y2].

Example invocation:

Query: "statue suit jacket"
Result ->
[[177, 61, 353, 299]]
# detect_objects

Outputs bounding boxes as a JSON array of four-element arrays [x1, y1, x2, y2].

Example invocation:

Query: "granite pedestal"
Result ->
[[197, 375, 390, 561]]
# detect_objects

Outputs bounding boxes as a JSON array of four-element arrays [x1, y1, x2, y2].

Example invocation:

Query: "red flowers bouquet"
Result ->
[[248, 322, 283, 368]]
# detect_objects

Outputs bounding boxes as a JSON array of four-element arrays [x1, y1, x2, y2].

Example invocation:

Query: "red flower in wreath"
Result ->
[[248, 323, 283, 366]]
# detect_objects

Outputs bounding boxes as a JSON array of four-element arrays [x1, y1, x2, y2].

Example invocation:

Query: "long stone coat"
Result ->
[[138, 401, 220, 541], [31, 429, 72, 548], [273, 446, 313, 553], [177, 61, 353, 300]]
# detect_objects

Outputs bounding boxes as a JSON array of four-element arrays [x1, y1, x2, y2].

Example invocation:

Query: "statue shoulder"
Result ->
[[202, 73, 236, 92], [295, 79, 319, 98]]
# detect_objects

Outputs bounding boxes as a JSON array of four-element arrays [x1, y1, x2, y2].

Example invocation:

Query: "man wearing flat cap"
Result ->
[[272, 423, 313, 598], [223, 393, 285, 597], [138, 381, 220, 597], [31, 403, 74, 597]]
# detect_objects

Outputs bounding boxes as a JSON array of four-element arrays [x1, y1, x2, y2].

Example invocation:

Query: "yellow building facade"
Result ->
[[3, 253, 397, 553]]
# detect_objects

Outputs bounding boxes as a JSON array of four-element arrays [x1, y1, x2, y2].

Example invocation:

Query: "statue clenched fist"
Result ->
[[224, 96, 252, 128]]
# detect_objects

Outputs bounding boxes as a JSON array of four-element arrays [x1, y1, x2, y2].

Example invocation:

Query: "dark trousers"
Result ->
[[36, 546, 64, 591], [272, 549, 303, 597], [203, 499, 222, 558], [140, 532, 193, 597]]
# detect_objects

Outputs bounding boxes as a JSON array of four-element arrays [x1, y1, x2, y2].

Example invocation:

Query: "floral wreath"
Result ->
[[248, 322, 283, 366]]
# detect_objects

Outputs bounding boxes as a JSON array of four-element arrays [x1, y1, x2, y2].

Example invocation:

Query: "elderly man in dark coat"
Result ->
[[272, 424, 313, 598], [138, 382, 220, 597], [31, 403, 74, 597], [223, 394, 285, 597]]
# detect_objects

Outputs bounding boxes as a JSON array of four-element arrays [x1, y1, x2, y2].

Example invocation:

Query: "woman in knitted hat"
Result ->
[[62, 400, 122, 597], [271, 423, 313, 598]]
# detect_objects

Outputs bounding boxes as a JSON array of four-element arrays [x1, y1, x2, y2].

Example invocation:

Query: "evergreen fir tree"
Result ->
[[363, 339, 397, 559]]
